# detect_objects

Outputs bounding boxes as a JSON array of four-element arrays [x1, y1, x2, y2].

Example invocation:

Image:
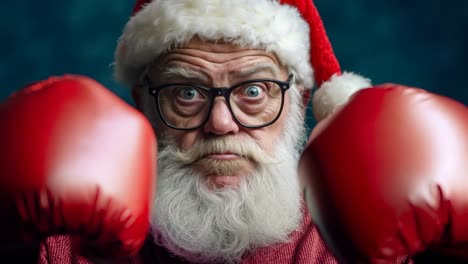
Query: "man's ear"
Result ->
[[132, 85, 143, 110], [301, 88, 311, 115]]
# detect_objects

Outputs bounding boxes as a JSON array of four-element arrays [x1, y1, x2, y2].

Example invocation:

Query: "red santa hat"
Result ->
[[114, 0, 372, 121]]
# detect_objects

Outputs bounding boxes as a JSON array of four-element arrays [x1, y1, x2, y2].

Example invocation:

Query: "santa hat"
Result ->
[[114, 0, 372, 121]]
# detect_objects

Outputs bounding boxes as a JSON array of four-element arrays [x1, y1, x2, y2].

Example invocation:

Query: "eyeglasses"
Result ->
[[145, 75, 293, 130]]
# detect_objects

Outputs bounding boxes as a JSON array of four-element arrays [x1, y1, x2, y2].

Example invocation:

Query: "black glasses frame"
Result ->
[[144, 74, 293, 131]]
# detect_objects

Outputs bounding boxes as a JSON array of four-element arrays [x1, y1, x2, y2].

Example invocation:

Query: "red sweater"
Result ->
[[38, 212, 413, 264]]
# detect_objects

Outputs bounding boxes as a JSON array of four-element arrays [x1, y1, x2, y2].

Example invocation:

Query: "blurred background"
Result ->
[[1, 0, 467, 112]]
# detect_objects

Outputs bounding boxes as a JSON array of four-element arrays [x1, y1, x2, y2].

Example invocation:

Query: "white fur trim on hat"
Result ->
[[114, 0, 313, 88], [312, 72, 372, 121]]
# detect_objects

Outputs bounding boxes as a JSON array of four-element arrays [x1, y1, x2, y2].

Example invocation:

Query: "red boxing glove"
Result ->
[[0, 75, 157, 258], [300, 85, 468, 263]]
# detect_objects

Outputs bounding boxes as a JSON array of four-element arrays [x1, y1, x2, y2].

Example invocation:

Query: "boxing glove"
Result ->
[[0, 75, 157, 259], [300, 84, 468, 263]]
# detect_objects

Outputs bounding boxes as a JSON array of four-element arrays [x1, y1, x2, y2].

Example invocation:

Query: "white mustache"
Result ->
[[167, 136, 278, 165]]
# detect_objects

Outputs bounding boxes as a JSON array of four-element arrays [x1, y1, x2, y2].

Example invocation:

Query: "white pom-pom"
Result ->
[[312, 72, 372, 121]]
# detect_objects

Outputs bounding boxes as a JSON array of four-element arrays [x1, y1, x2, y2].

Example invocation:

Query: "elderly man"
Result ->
[[1, 0, 467, 263], [111, 0, 370, 262]]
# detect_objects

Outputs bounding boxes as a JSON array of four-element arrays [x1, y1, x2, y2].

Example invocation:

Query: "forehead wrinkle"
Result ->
[[231, 61, 281, 79]]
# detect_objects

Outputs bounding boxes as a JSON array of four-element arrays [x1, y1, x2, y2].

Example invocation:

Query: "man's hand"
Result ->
[[0, 75, 157, 260], [299, 84, 468, 263]]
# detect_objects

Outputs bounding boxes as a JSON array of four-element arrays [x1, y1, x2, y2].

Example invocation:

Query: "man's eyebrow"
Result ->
[[158, 65, 210, 83], [157, 61, 281, 83], [232, 62, 281, 79]]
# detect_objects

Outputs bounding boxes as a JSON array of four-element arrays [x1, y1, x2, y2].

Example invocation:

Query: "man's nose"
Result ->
[[203, 98, 239, 135]]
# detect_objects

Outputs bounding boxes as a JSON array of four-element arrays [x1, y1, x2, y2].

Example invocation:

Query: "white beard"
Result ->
[[150, 85, 307, 264]]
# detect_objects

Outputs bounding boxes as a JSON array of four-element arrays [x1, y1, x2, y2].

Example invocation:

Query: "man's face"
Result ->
[[145, 37, 292, 189], [138, 38, 306, 263]]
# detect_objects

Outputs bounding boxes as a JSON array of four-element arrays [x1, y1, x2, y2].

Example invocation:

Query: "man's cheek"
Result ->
[[177, 132, 201, 150]]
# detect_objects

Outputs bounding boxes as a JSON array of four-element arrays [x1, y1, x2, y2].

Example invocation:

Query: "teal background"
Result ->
[[2, 0, 467, 108]]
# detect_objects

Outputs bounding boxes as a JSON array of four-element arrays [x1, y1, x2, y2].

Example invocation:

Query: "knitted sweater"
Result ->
[[38, 212, 413, 264]]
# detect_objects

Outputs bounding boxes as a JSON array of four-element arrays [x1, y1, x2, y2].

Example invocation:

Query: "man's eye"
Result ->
[[178, 87, 199, 100], [243, 85, 264, 97]]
